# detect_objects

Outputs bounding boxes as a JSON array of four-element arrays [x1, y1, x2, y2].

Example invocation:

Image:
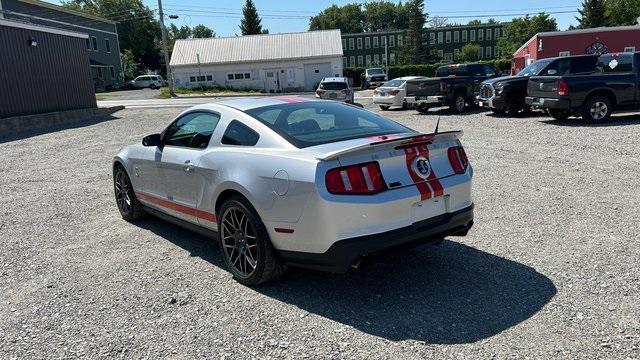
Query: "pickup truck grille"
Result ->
[[479, 84, 494, 100]]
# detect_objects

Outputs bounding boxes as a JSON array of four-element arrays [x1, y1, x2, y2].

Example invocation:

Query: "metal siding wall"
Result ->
[[0, 25, 96, 118]]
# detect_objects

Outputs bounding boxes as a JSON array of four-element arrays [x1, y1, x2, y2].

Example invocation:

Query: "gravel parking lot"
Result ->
[[1, 100, 639, 359]]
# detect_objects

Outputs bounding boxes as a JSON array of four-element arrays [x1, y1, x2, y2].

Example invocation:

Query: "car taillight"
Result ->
[[325, 162, 387, 195], [448, 146, 469, 174], [388, 89, 400, 96], [558, 81, 569, 96], [316, 89, 325, 96]]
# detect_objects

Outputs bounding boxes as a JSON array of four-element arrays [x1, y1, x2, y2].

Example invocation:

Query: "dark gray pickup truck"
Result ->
[[406, 63, 500, 113], [526, 52, 640, 123]]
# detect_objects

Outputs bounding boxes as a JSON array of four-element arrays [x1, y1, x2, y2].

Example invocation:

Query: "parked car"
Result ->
[[373, 76, 427, 110], [361, 68, 388, 89], [315, 77, 354, 103], [406, 63, 500, 113], [526, 52, 640, 123], [129, 75, 166, 89], [112, 97, 474, 285], [478, 55, 599, 116]]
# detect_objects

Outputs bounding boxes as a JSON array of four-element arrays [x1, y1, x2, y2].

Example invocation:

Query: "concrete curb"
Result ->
[[0, 106, 124, 137]]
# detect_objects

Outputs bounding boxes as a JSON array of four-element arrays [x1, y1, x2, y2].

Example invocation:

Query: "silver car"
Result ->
[[373, 76, 427, 110], [315, 77, 354, 103], [112, 97, 474, 285], [130, 75, 166, 89]]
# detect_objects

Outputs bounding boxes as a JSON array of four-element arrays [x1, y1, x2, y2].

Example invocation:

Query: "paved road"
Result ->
[[1, 105, 639, 358]]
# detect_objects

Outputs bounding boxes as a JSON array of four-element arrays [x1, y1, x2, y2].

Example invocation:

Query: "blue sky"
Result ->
[[57, 0, 584, 36]]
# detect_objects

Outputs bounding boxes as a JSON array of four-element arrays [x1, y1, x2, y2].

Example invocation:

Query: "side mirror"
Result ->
[[142, 133, 162, 147], [547, 69, 558, 76]]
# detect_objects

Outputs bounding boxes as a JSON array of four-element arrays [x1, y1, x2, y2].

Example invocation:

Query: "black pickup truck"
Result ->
[[526, 52, 640, 122], [478, 55, 598, 116], [406, 63, 500, 113]]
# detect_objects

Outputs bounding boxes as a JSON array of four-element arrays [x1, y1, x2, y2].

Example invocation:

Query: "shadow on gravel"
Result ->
[[260, 240, 556, 345], [134, 218, 556, 345], [539, 113, 640, 127], [0, 115, 119, 144]]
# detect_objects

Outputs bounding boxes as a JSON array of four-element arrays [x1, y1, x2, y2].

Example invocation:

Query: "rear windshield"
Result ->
[[320, 82, 348, 90], [381, 79, 406, 88], [436, 66, 469, 77], [245, 102, 412, 148], [368, 68, 384, 75]]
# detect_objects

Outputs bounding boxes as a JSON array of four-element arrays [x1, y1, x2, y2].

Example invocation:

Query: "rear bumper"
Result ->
[[478, 95, 506, 110], [415, 95, 447, 106], [525, 96, 571, 109], [372, 96, 402, 106], [278, 204, 474, 273]]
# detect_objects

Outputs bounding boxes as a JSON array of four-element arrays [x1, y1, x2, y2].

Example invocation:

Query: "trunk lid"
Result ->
[[405, 78, 443, 97], [528, 76, 562, 98]]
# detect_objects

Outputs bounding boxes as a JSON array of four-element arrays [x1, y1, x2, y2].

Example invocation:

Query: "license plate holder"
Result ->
[[411, 196, 446, 224]]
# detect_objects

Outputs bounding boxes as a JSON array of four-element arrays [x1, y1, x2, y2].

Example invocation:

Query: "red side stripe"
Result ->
[[404, 147, 432, 201], [135, 192, 216, 222]]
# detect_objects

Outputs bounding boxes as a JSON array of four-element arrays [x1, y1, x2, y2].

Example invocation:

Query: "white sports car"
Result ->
[[113, 97, 474, 285]]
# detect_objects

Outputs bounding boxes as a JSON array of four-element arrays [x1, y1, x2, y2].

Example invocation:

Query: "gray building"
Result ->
[[0, 0, 122, 90], [0, 18, 96, 118]]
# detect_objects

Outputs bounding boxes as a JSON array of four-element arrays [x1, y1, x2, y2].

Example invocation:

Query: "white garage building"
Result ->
[[170, 30, 344, 92]]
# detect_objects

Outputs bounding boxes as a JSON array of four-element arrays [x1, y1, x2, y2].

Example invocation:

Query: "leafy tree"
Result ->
[[239, 0, 265, 35], [169, 24, 192, 42], [458, 44, 480, 62], [605, 0, 640, 25], [497, 13, 558, 58], [192, 24, 215, 38], [398, 0, 430, 64], [309, 4, 364, 33], [576, 0, 610, 28], [362, 1, 409, 31], [467, 19, 482, 25]]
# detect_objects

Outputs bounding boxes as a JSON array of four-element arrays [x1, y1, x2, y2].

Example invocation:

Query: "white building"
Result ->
[[170, 30, 344, 92]]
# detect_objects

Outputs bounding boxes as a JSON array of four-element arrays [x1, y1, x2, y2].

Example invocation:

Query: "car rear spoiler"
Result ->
[[316, 131, 463, 161]]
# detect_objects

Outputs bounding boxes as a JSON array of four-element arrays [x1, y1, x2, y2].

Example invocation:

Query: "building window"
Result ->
[[382, 55, 387, 65], [444, 53, 453, 62], [105, 38, 111, 53], [389, 53, 396, 65], [227, 72, 251, 80], [357, 55, 363, 66], [430, 33, 435, 44], [357, 37, 362, 49], [486, 28, 492, 41], [86, 38, 91, 50], [389, 35, 395, 47], [624, 46, 636, 52], [373, 36, 379, 48], [454, 31, 459, 43], [437, 50, 443, 59], [373, 54, 379, 63], [190, 76, 196, 82], [397, 35, 403, 46], [438, 32, 443, 44], [479, 46, 484, 59], [470, 30, 476, 42], [207, 75, 213, 81], [342, 39, 346, 50], [559, 51, 571, 57], [350, 56, 355, 66], [349, 38, 354, 50], [365, 37, 370, 49], [343, 57, 347, 67], [365, 55, 371, 65], [198, 75, 206, 81], [494, 28, 500, 38], [486, 46, 492, 58], [478, 29, 484, 41], [381, 36, 387, 47], [109, 66, 115, 79], [91, 36, 98, 51], [97, 67, 103, 78], [287, 68, 295, 82], [462, 30, 467, 42], [446, 31, 451, 43]]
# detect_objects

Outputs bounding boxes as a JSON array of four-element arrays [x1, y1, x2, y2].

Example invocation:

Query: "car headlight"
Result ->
[[493, 82, 504, 94]]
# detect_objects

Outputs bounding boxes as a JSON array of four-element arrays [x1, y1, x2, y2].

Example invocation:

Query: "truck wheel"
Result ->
[[506, 96, 527, 116], [416, 103, 430, 114], [450, 93, 466, 113], [582, 96, 612, 123], [548, 109, 571, 121]]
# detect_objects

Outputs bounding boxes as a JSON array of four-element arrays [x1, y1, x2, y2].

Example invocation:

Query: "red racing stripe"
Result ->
[[417, 145, 444, 198], [404, 147, 432, 200], [135, 192, 216, 222]]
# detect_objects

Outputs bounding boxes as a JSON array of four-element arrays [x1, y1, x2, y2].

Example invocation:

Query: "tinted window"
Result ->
[[163, 112, 221, 148], [245, 102, 412, 148], [221, 121, 260, 146], [483, 65, 496, 77], [320, 82, 348, 90], [368, 68, 384, 75], [569, 56, 598, 73], [597, 54, 633, 73], [436, 66, 469, 77]]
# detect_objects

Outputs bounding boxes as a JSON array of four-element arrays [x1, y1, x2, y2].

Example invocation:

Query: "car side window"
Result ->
[[597, 54, 634, 73], [570, 57, 598, 73], [221, 120, 260, 146], [163, 112, 221, 149], [469, 65, 484, 76], [483, 65, 496, 77]]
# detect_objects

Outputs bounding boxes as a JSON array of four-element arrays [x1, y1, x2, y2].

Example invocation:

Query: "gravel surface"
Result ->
[[1, 101, 639, 359]]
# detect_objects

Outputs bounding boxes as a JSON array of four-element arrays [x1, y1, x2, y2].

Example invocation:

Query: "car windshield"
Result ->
[[381, 79, 406, 88], [245, 102, 412, 148], [320, 82, 348, 90], [368, 68, 384, 75], [517, 59, 553, 76]]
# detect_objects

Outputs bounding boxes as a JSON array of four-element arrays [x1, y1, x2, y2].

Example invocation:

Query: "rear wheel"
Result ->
[[113, 165, 145, 221], [548, 108, 571, 121], [150, 83, 157, 89], [582, 95, 612, 123], [379, 105, 391, 111], [218, 196, 286, 286], [450, 93, 466, 113]]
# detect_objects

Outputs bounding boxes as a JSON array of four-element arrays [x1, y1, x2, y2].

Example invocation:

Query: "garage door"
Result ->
[[303, 63, 332, 91]]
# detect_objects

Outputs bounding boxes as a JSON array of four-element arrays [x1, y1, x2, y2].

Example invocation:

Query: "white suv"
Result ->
[[130, 75, 166, 89], [315, 77, 354, 104]]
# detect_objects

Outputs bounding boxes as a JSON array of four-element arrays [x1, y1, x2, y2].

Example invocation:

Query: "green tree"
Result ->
[[497, 13, 558, 58], [192, 24, 215, 38], [576, 0, 610, 28], [467, 19, 482, 25], [239, 0, 265, 35], [398, 0, 430, 64], [362, 1, 409, 31], [458, 44, 480, 62], [605, 0, 640, 25], [309, 4, 364, 33]]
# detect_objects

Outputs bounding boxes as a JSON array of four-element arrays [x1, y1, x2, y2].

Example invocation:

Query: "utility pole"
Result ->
[[158, 0, 174, 96]]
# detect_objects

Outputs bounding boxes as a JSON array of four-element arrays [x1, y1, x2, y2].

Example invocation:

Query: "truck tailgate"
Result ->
[[528, 76, 561, 98]]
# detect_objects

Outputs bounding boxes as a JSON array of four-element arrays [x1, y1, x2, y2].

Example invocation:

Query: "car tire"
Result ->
[[217, 195, 287, 286], [506, 96, 527, 116], [450, 93, 466, 113], [379, 105, 391, 111], [150, 84, 157, 89], [582, 95, 612, 124], [416, 103, 430, 114], [113, 164, 146, 221], [548, 108, 571, 121]]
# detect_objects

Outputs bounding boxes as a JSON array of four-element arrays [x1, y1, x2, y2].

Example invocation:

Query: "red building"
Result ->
[[512, 25, 640, 74]]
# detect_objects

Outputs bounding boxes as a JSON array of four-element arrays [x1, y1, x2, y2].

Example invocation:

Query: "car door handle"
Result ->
[[183, 160, 195, 172]]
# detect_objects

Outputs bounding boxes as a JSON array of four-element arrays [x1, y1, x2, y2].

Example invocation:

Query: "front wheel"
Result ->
[[218, 196, 286, 286], [450, 93, 466, 113], [582, 96, 612, 123], [113, 165, 145, 221], [150, 84, 157, 89], [548, 108, 571, 121], [506, 96, 527, 116]]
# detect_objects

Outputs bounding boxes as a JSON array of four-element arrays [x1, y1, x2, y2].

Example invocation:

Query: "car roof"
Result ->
[[392, 76, 426, 80], [209, 96, 324, 111], [321, 77, 348, 82]]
